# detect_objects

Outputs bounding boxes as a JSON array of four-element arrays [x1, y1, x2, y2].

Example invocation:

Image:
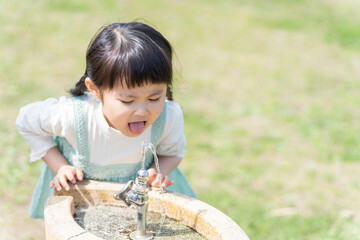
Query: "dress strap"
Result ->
[[72, 96, 89, 169]]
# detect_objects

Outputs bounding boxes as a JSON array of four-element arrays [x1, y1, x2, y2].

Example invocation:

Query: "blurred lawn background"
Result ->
[[1, 0, 360, 239]]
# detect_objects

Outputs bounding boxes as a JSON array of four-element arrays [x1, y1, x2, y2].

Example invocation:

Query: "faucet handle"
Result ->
[[114, 180, 134, 206]]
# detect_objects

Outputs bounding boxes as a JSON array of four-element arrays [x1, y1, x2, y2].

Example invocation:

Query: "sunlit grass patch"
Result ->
[[248, 0, 360, 50]]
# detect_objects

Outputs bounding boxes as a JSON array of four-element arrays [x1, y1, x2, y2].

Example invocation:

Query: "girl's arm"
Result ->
[[16, 97, 75, 163], [43, 146, 83, 191], [16, 97, 81, 191], [147, 155, 182, 188]]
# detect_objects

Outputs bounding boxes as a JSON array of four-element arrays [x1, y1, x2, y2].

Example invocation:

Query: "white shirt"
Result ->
[[16, 94, 186, 165]]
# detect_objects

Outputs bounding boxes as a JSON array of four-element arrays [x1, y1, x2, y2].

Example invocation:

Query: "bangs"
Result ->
[[112, 37, 172, 89]]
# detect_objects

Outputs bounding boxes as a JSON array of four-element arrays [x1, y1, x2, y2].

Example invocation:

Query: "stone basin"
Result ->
[[44, 180, 250, 240]]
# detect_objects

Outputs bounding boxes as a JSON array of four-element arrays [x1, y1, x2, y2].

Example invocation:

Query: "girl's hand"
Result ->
[[147, 168, 174, 188], [50, 165, 83, 191]]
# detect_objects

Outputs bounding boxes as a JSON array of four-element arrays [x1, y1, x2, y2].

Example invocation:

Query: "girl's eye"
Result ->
[[120, 100, 133, 104], [149, 97, 161, 102]]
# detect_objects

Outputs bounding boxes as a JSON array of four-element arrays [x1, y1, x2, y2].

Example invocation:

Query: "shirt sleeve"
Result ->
[[15, 96, 74, 162], [156, 101, 186, 158]]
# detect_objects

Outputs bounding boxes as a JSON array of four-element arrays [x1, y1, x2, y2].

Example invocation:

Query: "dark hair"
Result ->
[[70, 22, 174, 100]]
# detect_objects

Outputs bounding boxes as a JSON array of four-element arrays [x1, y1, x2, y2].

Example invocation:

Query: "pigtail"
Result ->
[[166, 86, 173, 101], [69, 73, 88, 96]]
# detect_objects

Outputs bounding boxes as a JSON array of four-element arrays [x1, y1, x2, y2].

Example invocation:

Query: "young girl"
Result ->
[[16, 22, 195, 219]]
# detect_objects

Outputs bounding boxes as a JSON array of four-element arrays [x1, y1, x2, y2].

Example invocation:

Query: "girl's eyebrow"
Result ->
[[118, 89, 164, 98], [149, 89, 164, 97]]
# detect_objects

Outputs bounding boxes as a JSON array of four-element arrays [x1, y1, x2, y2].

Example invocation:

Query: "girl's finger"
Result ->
[[53, 177, 62, 191], [65, 171, 76, 184], [147, 173, 157, 185], [151, 176, 159, 187], [162, 175, 174, 187], [75, 168, 83, 181], [58, 175, 70, 191], [50, 180, 54, 189]]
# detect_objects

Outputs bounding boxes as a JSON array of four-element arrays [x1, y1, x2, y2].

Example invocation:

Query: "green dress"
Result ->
[[29, 96, 196, 219]]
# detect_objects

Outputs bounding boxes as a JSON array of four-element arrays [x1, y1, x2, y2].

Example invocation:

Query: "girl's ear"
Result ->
[[85, 77, 101, 99]]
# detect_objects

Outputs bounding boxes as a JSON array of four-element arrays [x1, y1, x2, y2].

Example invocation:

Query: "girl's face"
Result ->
[[100, 82, 167, 137]]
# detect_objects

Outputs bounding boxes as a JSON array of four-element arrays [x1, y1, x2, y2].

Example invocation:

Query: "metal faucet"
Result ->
[[114, 169, 154, 240]]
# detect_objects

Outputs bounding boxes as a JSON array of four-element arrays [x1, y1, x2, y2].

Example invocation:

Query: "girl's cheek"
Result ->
[[115, 101, 132, 112], [152, 105, 164, 117]]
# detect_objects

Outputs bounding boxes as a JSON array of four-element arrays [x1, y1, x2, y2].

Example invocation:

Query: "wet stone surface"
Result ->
[[74, 205, 205, 240]]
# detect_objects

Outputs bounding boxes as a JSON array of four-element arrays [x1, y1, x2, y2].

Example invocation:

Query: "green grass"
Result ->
[[2, 0, 360, 239]]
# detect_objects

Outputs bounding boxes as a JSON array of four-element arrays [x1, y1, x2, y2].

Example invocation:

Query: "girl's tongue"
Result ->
[[128, 121, 145, 135]]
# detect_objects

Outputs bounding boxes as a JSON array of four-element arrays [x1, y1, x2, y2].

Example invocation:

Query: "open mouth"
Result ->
[[128, 121, 146, 135]]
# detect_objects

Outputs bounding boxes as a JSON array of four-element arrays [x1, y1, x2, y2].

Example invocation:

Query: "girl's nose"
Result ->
[[134, 104, 148, 116]]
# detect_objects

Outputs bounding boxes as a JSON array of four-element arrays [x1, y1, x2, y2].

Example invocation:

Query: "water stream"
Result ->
[[142, 142, 166, 235]]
